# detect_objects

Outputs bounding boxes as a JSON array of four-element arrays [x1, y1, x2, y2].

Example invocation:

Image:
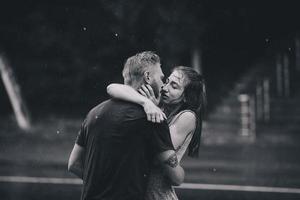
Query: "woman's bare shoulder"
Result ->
[[172, 110, 196, 132]]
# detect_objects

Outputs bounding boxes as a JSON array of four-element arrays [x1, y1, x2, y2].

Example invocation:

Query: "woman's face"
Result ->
[[161, 70, 187, 105]]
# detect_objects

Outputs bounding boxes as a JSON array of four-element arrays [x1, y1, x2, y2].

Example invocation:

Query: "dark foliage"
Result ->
[[0, 0, 299, 116]]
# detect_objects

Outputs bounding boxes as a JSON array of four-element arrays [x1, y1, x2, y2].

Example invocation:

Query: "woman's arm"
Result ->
[[107, 83, 166, 123], [169, 111, 196, 161], [107, 83, 148, 106], [156, 150, 185, 186]]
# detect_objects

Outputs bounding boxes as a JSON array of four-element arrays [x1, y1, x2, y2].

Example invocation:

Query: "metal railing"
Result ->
[[237, 40, 298, 140]]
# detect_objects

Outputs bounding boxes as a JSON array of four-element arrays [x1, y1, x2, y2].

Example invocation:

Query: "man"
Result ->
[[68, 51, 184, 200]]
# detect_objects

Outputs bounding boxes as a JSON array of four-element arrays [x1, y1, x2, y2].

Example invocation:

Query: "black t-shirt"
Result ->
[[76, 99, 174, 200]]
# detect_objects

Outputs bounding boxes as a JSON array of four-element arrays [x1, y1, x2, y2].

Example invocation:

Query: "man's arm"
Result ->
[[68, 144, 85, 179], [156, 150, 185, 186]]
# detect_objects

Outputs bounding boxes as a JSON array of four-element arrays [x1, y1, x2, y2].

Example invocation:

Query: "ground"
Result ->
[[1, 115, 300, 200]]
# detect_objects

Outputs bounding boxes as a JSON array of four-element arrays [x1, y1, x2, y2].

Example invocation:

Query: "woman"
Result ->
[[107, 66, 206, 200]]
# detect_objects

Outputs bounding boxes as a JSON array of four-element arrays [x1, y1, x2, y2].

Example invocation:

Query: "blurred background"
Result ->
[[1, 0, 300, 199]]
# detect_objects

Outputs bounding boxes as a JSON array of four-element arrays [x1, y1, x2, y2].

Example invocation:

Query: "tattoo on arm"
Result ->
[[163, 153, 178, 168]]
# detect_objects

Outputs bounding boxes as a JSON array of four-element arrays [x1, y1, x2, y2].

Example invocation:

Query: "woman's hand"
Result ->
[[142, 99, 166, 123], [138, 84, 166, 123], [138, 84, 160, 106], [107, 83, 165, 122]]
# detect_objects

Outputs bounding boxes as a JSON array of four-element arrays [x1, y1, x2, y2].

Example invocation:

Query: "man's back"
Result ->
[[76, 99, 173, 200]]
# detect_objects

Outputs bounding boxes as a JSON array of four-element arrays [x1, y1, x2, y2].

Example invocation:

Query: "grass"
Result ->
[[0, 115, 83, 167]]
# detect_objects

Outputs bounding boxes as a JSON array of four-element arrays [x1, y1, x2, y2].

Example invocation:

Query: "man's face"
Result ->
[[148, 63, 164, 98]]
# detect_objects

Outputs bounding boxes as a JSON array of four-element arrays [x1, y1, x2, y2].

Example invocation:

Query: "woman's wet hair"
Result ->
[[171, 66, 206, 157]]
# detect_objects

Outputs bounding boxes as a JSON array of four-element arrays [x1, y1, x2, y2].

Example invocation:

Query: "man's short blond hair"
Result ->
[[122, 51, 160, 86]]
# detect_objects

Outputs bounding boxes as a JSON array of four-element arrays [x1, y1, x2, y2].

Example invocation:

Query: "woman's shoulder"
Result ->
[[170, 110, 197, 134], [178, 109, 196, 118], [171, 110, 196, 124], [170, 110, 197, 152]]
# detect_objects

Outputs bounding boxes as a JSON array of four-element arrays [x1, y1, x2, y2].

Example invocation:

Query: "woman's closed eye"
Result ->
[[171, 82, 180, 89]]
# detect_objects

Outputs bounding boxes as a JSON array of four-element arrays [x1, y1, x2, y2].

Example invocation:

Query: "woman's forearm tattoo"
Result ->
[[163, 153, 178, 168]]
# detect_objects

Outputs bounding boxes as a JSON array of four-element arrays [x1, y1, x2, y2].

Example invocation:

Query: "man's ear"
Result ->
[[143, 71, 151, 84]]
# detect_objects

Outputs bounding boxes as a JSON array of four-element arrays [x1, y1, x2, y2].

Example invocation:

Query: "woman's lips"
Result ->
[[161, 94, 168, 99]]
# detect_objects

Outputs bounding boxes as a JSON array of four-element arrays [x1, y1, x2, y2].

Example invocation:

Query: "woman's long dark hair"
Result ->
[[167, 66, 207, 158]]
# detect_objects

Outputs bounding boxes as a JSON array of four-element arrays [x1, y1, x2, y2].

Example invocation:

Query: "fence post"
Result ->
[[295, 37, 300, 72], [283, 54, 290, 97], [255, 81, 263, 121], [276, 54, 283, 97], [249, 95, 256, 139], [263, 78, 270, 122], [238, 94, 256, 138]]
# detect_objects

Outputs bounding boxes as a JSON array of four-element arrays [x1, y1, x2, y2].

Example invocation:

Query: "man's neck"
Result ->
[[125, 81, 142, 91]]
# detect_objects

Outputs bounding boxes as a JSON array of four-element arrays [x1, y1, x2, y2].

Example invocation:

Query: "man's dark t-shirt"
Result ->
[[76, 99, 174, 200]]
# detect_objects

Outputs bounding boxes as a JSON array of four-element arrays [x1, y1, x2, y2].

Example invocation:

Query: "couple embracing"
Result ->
[[68, 51, 206, 200]]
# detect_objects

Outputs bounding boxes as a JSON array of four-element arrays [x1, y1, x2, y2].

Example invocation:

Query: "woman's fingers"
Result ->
[[162, 112, 167, 120], [153, 115, 157, 123], [161, 113, 165, 122], [147, 113, 152, 122], [143, 99, 166, 123], [154, 113, 159, 123], [146, 111, 165, 123], [156, 111, 166, 123], [147, 112, 156, 123], [152, 113, 157, 123], [138, 88, 147, 97], [141, 85, 151, 98], [140, 84, 159, 105], [145, 84, 155, 97], [156, 113, 164, 123]]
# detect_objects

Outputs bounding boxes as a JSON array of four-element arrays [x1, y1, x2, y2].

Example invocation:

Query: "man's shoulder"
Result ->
[[88, 99, 145, 119], [112, 99, 146, 118], [108, 99, 144, 111]]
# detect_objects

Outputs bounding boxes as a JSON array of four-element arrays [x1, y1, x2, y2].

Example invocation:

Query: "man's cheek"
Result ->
[[151, 83, 159, 98]]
